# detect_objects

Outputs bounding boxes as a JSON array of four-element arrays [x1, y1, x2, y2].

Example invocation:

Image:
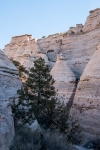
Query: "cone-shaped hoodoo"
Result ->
[[50, 54, 76, 103]]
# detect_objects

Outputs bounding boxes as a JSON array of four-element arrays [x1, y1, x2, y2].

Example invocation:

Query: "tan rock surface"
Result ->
[[4, 35, 49, 69], [71, 43, 100, 141], [50, 54, 76, 103], [83, 8, 100, 32], [3, 9, 100, 79], [3, 8, 100, 141], [0, 50, 21, 150]]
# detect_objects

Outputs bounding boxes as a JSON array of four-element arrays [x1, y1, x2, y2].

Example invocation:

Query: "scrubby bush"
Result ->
[[10, 126, 74, 150], [11, 58, 83, 148], [84, 139, 100, 150], [42, 36, 46, 38], [10, 59, 28, 78], [71, 31, 75, 34]]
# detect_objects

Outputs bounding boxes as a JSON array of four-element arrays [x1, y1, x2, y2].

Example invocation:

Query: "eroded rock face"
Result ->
[[50, 54, 76, 103], [4, 35, 49, 69], [71, 43, 100, 141], [0, 50, 21, 150], [3, 9, 100, 79], [83, 8, 100, 32], [3, 8, 100, 141]]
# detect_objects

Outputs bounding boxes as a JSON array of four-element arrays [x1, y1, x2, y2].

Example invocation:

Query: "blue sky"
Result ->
[[0, 0, 100, 49]]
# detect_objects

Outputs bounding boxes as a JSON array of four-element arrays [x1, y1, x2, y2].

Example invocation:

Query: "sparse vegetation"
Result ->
[[80, 29, 83, 32], [11, 59, 28, 78], [10, 125, 76, 150], [84, 139, 100, 150], [42, 36, 46, 38], [71, 31, 75, 34], [11, 57, 82, 149]]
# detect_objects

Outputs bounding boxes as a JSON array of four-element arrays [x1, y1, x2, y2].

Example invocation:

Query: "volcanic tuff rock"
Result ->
[[71, 43, 100, 141], [4, 35, 49, 69], [0, 50, 21, 150], [50, 54, 76, 103], [3, 8, 100, 141], [83, 8, 100, 32], [3, 8, 100, 78]]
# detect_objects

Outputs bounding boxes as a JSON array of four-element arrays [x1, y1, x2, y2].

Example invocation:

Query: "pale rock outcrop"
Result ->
[[71, 43, 100, 141], [0, 50, 21, 150], [3, 9, 100, 79], [67, 24, 83, 34], [83, 8, 100, 32], [3, 8, 100, 141], [50, 54, 76, 103], [4, 35, 49, 69]]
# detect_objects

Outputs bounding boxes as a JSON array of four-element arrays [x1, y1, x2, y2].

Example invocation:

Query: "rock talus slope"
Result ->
[[0, 50, 21, 150]]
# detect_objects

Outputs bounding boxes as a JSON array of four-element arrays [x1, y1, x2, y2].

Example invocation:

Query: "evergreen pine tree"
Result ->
[[12, 58, 59, 129], [11, 59, 28, 78], [12, 58, 82, 142]]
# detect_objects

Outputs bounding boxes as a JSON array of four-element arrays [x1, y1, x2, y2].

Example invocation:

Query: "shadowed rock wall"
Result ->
[[0, 50, 21, 150]]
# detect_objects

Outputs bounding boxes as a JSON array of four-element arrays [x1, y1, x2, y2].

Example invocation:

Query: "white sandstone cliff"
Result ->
[[0, 50, 21, 150]]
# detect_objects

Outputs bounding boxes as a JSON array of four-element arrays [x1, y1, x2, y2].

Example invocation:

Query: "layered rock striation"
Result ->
[[4, 35, 49, 69], [83, 8, 100, 32], [50, 54, 76, 103], [71, 43, 100, 141], [0, 50, 21, 150], [3, 8, 100, 141], [3, 8, 100, 79]]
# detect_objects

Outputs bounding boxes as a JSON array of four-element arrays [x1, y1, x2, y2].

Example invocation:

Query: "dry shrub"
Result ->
[[10, 125, 75, 150]]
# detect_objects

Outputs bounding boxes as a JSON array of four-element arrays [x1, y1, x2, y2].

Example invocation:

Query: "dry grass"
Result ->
[[10, 126, 74, 150]]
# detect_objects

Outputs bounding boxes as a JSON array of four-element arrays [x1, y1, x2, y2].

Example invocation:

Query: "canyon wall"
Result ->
[[3, 8, 100, 79], [71, 43, 100, 141], [3, 8, 100, 141], [0, 50, 21, 150]]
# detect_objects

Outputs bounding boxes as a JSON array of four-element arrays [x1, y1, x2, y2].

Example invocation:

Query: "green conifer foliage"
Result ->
[[12, 58, 82, 143], [11, 59, 28, 77], [12, 58, 59, 129]]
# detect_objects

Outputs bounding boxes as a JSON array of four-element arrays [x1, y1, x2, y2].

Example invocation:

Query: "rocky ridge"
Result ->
[[4, 8, 100, 78]]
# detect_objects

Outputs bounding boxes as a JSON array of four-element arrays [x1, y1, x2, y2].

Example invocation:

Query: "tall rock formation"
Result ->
[[3, 8, 100, 79], [50, 54, 76, 103], [3, 8, 100, 141], [83, 8, 100, 32], [71, 43, 100, 141], [0, 50, 21, 150], [4, 35, 49, 69]]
